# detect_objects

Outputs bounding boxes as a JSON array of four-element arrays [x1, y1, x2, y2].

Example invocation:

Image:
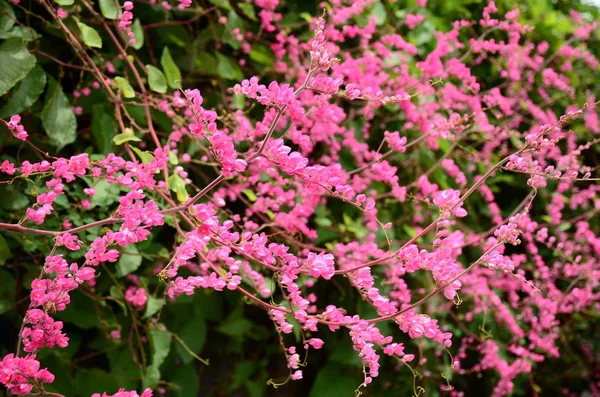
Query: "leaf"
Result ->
[[160, 47, 181, 89], [172, 363, 200, 397], [91, 104, 115, 155], [54, 291, 98, 330], [99, 0, 118, 19], [146, 65, 167, 93], [0, 26, 39, 42], [216, 305, 252, 337], [249, 44, 274, 65], [369, 2, 387, 25], [174, 316, 206, 364], [53, 0, 74, 5], [0, 234, 12, 265], [0, 38, 36, 97], [0, 0, 16, 32], [90, 179, 121, 208], [74, 18, 103, 48], [115, 245, 142, 277], [143, 326, 171, 389], [131, 147, 154, 164], [75, 369, 120, 397], [309, 364, 358, 397], [114, 76, 135, 98], [41, 79, 77, 150], [131, 18, 144, 50], [0, 66, 46, 118], [143, 295, 163, 319], [215, 53, 243, 81], [168, 174, 189, 202], [241, 189, 257, 202], [113, 131, 141, 145]]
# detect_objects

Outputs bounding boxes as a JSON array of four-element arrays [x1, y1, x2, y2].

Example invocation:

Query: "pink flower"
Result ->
[[125, 287, 148, 309], [57, 8, 68, 18]]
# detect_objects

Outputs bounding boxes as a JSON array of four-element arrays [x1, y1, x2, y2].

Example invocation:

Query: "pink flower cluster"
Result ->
[[0, 354, 54, 395]]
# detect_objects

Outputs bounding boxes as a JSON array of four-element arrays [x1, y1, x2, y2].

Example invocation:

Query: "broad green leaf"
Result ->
[[143, 295, 163, 319], [309, 363, 358, 397], [143, 326, 171, 388], [168, 174, 189, 202], [91, 104, 115, 155], [0, 26, 39, 42], [53, 0, 74, 5], [0, 0, 15, 32], [114, 76, 135, 98], [131, 147, 154, 164], [249, 44, 274, 65], [74, 18, 103, 48], [174, 316, 206, 364], [113, 131, 141, 145], [370, 2, 387, 25], [99, 0, 118, 19], [0, 66, 46, 118], [194, 52, 218, 75], [172, 363, 200, 397], [224, 10, 244, 49], [215, 53, 243, 81], [231, 94, 245, 109], [160, 47, 181, 89], [131, 18, 144, 50], [0, 234, 12, 265], [41, 79, 77, 150], [115, 245, 142, 277], [146, 64, 167, 93], [0, 38, 36, 97], [90, 179, 121, 207], [241, 189, 257, 202], [54, 292, 98, 330], [108, 350, 137, 390]]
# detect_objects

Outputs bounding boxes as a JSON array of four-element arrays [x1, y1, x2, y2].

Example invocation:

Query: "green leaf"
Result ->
[[113, 131, 141, 145], [0, 0, 16, 32], [0, 234, 13, 265], [108, 350, 137, 390], [309, 363, 358, 397], [146, 65, 167, 93], [90, 179, 121, 208], [241, 189, 257, 202], [115, 245, 142, 277], [54, 291, 98, 330], [131, 147, 154, 164], [131, 18, 144, 50], [91, 104, 115, 155], [74, 18, 103, 48], [160, 47, 181, 89], [0, 26, 39, 42], [143, 295, 163, 319], [216, 305, 252, 337], [215, 53, 243, 81], [99, 0, 118, 19], [41, 79, 77, 150], [0, 66, 46, 118], [143, 326, 171, 389], [249, 44, 274, 65], [172, 363, 200, 397], [168, 174, 189, 202], [53, 0, 74, 5], [75, 369, 120, 397], [114, 76, 135, 98], [369, 2, 387, 25], [174, 316, 206, 364], [0, 38, 36, 97]]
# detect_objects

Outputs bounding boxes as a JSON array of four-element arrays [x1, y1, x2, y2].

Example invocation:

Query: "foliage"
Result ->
[[0, 0, 599, 396]]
